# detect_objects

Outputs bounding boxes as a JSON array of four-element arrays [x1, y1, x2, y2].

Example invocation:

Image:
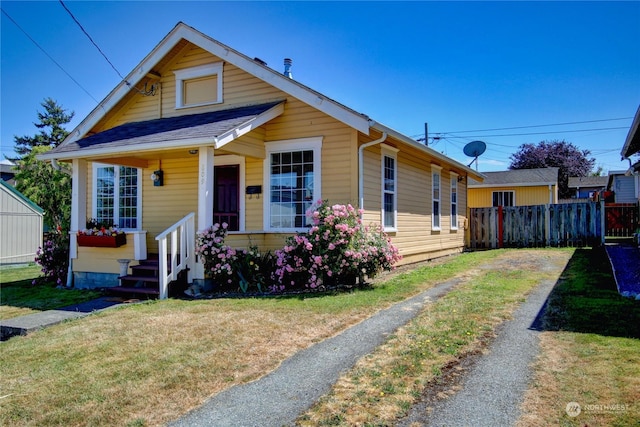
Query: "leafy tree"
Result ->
[[15, 145, 72, 232], [509, 140, 595, 199], [11, 98, 74, 232], [8, 97, 74, 161]]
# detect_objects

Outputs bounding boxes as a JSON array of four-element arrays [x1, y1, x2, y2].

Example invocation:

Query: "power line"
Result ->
[[1, 8, 100, 104], [439, 117, 633, 134], [58, 1, 156, 96], [58, 0, 125, 81], [444, 126, 628, 139]]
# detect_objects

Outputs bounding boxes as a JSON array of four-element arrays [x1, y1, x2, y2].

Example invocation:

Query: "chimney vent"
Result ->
[[283, 58, 293, 79]]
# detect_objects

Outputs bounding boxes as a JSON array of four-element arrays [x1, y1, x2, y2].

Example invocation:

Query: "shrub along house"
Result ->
[[40, 22, 483, 298]]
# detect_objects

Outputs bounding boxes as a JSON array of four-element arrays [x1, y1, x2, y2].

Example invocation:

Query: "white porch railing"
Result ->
[[155, 212, 195, 299]]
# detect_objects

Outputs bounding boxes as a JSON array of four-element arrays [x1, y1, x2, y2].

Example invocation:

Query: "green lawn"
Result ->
[[0, 264, 102, 319]]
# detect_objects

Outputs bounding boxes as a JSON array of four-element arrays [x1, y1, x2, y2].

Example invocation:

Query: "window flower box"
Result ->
[[77, 219, 127, 247], [77, 233, 127, 248]]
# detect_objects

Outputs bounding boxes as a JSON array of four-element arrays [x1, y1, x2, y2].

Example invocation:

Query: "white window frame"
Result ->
[[263, 137, 323, 232], [381, 145, 399, 232], [173, 62, 223, 109], [92, 163, 142, 231], [450, 172, 458, 230], [492, 190, 515, 207], [432, 165, 442, 231]]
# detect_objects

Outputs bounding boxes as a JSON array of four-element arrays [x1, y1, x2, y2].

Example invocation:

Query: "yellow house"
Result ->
[[468, 167, 559, 208], [41, 22, 483, 297]]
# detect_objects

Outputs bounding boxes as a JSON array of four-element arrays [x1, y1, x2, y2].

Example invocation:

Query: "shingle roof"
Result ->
[[49, 101, 283, 155], [567, 176, 608, 189], [468, 167, 558, 187]]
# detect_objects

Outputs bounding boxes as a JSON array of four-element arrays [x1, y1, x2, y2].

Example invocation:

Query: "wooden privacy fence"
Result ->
[[469, 202, 605, 249], [605, 203, 639, 238]]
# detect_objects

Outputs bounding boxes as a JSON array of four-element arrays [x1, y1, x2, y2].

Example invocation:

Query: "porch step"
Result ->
[[109, 255, 189, 299], [108, 287, 160, 296]]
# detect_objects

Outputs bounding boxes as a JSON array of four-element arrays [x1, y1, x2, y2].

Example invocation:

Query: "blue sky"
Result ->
[[2, 1, 639, 172]]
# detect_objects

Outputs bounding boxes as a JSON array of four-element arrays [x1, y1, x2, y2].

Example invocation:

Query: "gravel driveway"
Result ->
[[397, 278, 557, 426]]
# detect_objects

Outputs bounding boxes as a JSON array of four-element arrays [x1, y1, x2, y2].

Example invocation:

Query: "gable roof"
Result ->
[[567, 176, 608, 189], [39, 22, 484, 180], [48, 101, 284, 158], [0, 180, 44, 215], [468, 167, 558, 188], [49, 22, 370, 153]]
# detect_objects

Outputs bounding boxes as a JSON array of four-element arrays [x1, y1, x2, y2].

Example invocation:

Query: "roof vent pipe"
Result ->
[[283, 58, 293, 79]]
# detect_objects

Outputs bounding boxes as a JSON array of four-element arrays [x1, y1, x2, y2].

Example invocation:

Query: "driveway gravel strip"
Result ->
[[398, 278, 557, 427], [169, 278, 463, 427]]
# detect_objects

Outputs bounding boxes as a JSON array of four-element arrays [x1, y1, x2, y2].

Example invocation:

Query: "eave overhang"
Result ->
[[39, 101, 284, 161], [370, 121, 485, 182]]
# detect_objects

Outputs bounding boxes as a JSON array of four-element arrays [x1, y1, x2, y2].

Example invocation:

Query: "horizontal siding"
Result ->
[[73, 242, 137, 274], [361, 140, 467, 264], [266, 99, 356, 204], [244, 156, 264, 230], [468, 186, 552, 208], [142, 157, 198, 250]]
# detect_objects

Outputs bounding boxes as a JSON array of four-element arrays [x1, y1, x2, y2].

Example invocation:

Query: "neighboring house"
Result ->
[[621, 104, 640, 176], [567, 176, 609, 200], [468, 167, 558, 208], [607, 170, 639, 203], [0, 180, 44, 265], [39, 22, 483, 294], [0, 159, 16, 185], [619, 104, 640, 201]]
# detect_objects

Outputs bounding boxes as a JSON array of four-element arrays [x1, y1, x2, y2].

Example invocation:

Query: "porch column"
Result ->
[[196, 147, 215, 279], [70, 159, 87, 259]]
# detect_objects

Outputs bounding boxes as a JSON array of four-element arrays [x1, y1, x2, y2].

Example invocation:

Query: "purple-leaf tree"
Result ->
[[509, 140, 596, 199]]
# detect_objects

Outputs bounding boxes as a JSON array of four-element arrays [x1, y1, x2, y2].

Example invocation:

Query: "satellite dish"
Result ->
[[463, 140, 486, 171]]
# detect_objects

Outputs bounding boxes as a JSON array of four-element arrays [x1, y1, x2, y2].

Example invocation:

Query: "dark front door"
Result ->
[[214, 165, 239, 231]]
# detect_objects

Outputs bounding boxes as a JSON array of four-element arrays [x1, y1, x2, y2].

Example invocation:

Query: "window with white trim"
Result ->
[[265, 138, 322, 230], [173, 62, 223, 109], [381, 146, 398, 231], [492, 191, 515, 207], [451, 173, 458, 230], [432, 166, 441, 230], [93, 164, 141, 229]]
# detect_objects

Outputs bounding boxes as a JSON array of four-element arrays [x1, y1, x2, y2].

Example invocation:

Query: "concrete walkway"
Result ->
[[0, 297, 123, 340], [169, 278, 463, 427]]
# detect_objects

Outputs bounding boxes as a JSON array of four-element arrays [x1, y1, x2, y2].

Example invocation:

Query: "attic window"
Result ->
[[174, 62, 223, 109]]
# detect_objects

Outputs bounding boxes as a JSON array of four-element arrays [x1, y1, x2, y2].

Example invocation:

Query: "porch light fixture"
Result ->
[[189, 149, 198, 155]]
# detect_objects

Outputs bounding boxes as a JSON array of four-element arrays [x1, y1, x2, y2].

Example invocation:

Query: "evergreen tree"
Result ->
[[11, 99, 74, 231], [9, 98, 74, 161]]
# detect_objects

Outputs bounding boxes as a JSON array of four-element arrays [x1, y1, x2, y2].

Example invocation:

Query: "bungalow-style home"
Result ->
[[0, 180, 44, 265], [39, 22, 482, 298], [467, 167, 558, 208], [567, 176, 609, 201]]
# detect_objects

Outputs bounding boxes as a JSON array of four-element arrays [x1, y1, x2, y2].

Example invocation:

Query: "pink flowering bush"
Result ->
[[195, 223, 272, 293], [273, 200, 401, 291]]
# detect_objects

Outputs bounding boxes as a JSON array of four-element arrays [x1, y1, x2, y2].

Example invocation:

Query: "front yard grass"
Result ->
[[0, 264, 102, 320], [518, 247, 640, 426], [0, 249, 499, 427]]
